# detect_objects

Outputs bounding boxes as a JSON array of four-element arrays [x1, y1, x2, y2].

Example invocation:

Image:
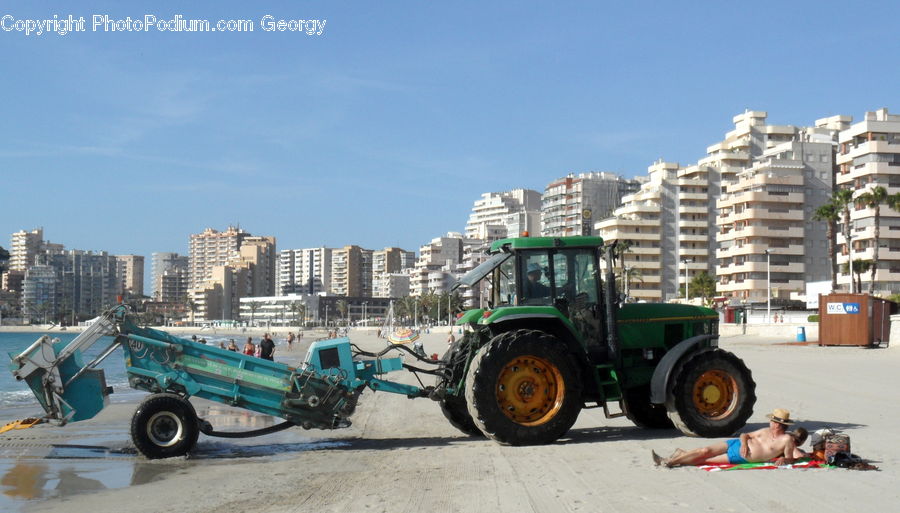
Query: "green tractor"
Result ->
[[435, 235, 755, 445]]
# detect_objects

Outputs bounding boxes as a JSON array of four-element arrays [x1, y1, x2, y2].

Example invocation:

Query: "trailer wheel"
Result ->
[[437, 339, 482, 437], [131, 393, 200, 459], [465, 329, 582, 445], [666, 348, 755, 437], [624, 385, 674, 429]]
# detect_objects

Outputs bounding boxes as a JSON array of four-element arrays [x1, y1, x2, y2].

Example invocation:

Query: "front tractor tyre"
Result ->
[[131, 393, 200, 459], [465, 329, 582, 445], [666, 348, 756, 438]]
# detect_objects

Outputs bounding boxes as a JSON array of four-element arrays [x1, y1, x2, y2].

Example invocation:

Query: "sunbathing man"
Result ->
[[653, 408, 808, 467]]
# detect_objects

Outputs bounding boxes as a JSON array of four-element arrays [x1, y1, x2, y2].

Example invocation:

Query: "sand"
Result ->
[[1, 331, 898, 513]]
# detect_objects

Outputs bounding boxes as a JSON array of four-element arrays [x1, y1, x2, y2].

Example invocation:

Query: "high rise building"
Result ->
[[278, 247, 332, 296], [465, 189, 541, 241], [597, 161, 683, 301], [542, 172, 641, 237], [115, 254, 144, 297], [598, 110, 847, 304], [9, 228, 44, 272], [151, 253, 188, 300], [716, 119, 846, 302], [188, 226, 250, 290], [372, 247, 416, 298], [836, 108, 900, 294], [23, 249, 120, 323], [187, 227, 276, 321], [330, 245, 372, 297], [8, 228, 62, 275], [409, 233, 463, 296]]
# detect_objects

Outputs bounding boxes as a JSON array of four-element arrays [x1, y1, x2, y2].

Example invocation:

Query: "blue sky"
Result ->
[[2, 1, 898, 292]]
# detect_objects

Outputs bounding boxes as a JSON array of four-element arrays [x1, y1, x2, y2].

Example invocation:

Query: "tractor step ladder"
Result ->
[[595, 364, 626, 418]]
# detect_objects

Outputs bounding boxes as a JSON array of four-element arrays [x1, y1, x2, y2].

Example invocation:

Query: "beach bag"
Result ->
[[824, 433, 850, 462]]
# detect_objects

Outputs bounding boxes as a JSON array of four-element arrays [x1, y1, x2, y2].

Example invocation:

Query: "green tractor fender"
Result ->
[[648, 334, 718, 404]]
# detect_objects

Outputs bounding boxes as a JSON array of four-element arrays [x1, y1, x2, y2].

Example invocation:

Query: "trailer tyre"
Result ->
[[666, 348, 755, 437], [437, 339, 482, 437], [465, 329, 582, 445], [131, 393, 200, 459], [624, 385, 674, 429]]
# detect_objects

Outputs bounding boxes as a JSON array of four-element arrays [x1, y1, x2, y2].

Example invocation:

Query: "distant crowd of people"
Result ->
[[192, 331, 306, 362]]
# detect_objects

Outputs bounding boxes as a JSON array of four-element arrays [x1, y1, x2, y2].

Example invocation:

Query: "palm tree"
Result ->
[[858, 186, 888, 294], [336, 299, 348, 326], [813, 200, 841, 292], [842, 259, 872, 294], [833, 189, 855, 293], [288, 301, 305, 327], [183, 296, 198, 325]]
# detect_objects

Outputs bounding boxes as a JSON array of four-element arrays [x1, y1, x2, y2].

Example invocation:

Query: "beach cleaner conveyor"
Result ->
[[8, 305, 438, 458]]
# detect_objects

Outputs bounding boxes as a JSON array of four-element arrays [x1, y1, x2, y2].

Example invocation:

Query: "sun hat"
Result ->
[[527, 263, 542, 274], [766, 408, 795, 425]]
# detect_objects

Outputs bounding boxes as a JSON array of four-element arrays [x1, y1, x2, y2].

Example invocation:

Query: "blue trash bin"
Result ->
[[797, 327, 806, 342]]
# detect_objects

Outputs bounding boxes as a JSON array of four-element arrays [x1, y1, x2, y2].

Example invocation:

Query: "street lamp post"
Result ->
[[447, 292, 451, 326], [765, 249, 771, 323], [624, 266, 631, 300], [362, 301, 367, 328], [325, 305, 329, 328], [681, 258, 692, 300]]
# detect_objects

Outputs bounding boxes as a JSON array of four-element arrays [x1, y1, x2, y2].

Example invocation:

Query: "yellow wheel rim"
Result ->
[[691, 370, 737, 419], [495, 354, 565, 426]]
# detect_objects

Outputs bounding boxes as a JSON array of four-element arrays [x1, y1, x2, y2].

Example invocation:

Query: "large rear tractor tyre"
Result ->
[[465, 329, 582, 445], [437, 339, 482, 437], [131, 393, 200, 459], [624, 385, 674, 429], [666, 348, 756, 437]]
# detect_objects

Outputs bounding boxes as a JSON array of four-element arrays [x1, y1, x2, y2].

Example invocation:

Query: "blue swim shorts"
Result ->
[[726, 438, 747, 464]]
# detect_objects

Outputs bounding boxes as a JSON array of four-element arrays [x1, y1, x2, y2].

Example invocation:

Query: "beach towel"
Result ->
[[698, 458, 829, 471]]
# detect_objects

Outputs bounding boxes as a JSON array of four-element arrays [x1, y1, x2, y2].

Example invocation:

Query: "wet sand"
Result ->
[[2, 331, 899, 513]]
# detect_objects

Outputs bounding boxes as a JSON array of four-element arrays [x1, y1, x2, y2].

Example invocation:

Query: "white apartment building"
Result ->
[[464, 189, 541, 241], [598, 111, 844, 304], [717, 123, 844, 302], [596, 161, 682, 301], [151, 252, 188, 300], [836, 108, 900, 294], [372, 247, 415, 298], [373, 273, 410, 298], [279, 247, 332, 296], [542, 172, 641, 237], [9, 228, 44, 272], [115, 254, 144, 297], [8, 228, 62, 273], [409, 233, 463, 296]]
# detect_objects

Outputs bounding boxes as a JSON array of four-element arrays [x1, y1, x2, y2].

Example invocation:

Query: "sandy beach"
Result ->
[[1, 330, 898, 513]]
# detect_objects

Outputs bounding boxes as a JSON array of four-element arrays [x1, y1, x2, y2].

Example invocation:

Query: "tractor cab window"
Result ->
[[521, 253, 551, 305], [554, 249, 599, 307], [495, 256, 518, 306]]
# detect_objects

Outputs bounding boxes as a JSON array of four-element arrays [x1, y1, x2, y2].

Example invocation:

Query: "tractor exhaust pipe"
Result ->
[[604, 243, 620, 363]]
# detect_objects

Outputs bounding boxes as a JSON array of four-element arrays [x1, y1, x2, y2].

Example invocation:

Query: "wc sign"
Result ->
[[826, 302, 860, 314]]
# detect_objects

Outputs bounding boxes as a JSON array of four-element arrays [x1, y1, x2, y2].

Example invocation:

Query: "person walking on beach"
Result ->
[[242, 337, 255, 356], [227, 339, 238, 352], [287, 332, 295, 351], [447, 329, 456, 346], [259, 333, 275, 361], [653, 409, 808, 467]]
